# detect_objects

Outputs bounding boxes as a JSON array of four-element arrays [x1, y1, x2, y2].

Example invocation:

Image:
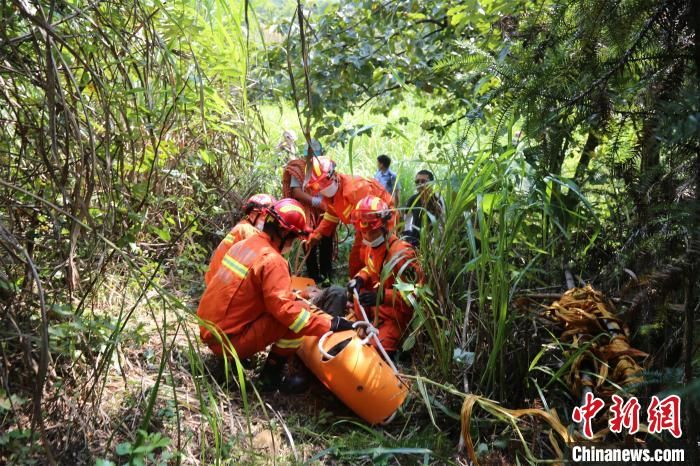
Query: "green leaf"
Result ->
[[199, 149, 213, 165], [446, 5, 467, 16], [116, 442, 132, 456], [416, 377, 439, 430], [401, 333, 416, 351], [406, 12, 426, 21], [151, 227, 171, 242], [94, 460, 116, 466], [50, 303, 73, 317], [450, 11, 467, 26]]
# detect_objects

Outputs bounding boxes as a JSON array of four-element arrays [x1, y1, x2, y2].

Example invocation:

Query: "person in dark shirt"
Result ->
[[402, 169, 445, 248]]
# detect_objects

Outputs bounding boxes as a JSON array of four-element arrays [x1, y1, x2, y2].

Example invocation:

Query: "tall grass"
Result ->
[[405, 125, 555, 398]]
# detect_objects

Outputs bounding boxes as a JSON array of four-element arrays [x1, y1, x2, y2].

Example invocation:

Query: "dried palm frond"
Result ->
[[460, 394, 573, 466], [544, 286, 647, 398]]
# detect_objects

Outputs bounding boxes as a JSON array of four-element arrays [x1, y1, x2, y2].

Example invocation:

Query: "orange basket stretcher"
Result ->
[[292, 278, 409, 425]]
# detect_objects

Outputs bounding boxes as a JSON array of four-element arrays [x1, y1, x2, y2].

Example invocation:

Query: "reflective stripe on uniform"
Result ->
[[343, 204, 353, 218], [367, 256, 377, 274], [289, 308, 311, 333], [223, 232, 235, 245], [222, 255, 249, 279], [275, 337, 304, 349], [323, 212, 339, 223]]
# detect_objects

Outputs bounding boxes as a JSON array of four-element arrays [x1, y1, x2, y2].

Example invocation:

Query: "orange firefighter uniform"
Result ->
[[204, 219, 260, 287], [310, 173, 396, 277], [198, 232, 332, 359], [354, 235, 422, 352]]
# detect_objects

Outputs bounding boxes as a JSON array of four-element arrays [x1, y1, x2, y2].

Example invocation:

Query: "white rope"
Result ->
[[352, 289, 400, 375], [317, 331, 335, 360], [353, 290, 403, 426]]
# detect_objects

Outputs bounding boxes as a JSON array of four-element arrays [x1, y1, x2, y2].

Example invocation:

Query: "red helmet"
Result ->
[[243, 193, 276, 215], [265, 199, 312, 236], [304, 157, 336, 194], [351, 195, 392, 231]]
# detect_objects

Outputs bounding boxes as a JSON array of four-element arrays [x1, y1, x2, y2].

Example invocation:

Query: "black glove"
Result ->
[[346, 276, 364, 297], [359, 290, 378, 307], [330, 316, 354, 332]]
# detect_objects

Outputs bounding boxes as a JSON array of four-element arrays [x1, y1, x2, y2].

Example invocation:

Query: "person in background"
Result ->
[[205, 193, 276, 286], [305, 157, 395, 277], [347, 195, 422, 359], [197, 199, 354, 393], [375, 154, 400, 206], [276, 129, 298, 161], [402, 169, 445, 248], [282, 138, 334, 283]]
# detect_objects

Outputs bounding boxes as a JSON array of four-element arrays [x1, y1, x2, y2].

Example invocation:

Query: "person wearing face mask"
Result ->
[[304, 157, 395, 277], [197, 198, 354, 393], [282, 139, 334, 283], [205, 193, 276, 286], [347, 195, 423, 359]]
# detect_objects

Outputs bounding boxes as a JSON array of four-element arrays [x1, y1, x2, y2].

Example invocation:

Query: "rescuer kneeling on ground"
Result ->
[[197, 198, 354, 393], [347, 195, 423, 360]]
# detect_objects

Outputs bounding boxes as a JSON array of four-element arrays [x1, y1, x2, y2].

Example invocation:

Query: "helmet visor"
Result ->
[[351, 210, 384, 231]]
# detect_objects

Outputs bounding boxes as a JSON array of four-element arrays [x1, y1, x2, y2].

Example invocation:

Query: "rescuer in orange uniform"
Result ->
[[282, 140, 334, 283], [204, 193, 276, 286], [304, 157, 395, 277], [347, 195, 422, 357], [197, 198, 354, 391]]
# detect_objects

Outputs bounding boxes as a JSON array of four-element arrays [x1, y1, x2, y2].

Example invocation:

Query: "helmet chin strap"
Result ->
[[277, 229, 297, 253], [279, 231, 290, 252]]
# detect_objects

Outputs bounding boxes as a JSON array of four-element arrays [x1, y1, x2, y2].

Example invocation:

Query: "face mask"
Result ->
[[362, 234, 385, 248], [319, 180, 339, 198]]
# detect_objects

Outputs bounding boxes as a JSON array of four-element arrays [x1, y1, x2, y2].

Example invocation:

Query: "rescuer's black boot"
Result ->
[[257, 353, 287, 392]]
